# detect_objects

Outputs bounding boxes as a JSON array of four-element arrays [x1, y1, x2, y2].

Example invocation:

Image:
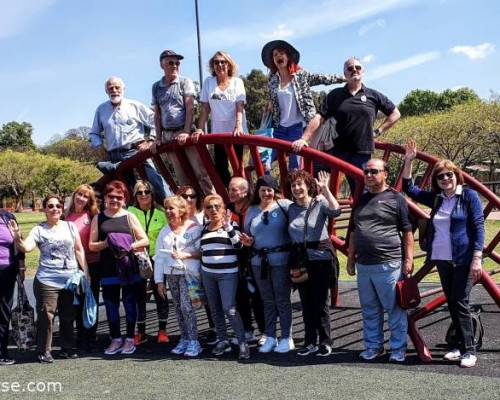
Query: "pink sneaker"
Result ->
[[104, 338, 123, 355], [121, 338, 136, 355]]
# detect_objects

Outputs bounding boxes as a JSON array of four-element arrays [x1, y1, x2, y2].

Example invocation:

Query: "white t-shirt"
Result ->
[[277, 83, 304, 127], [154, 222, 202, 281], [200, 76, 248, 133]]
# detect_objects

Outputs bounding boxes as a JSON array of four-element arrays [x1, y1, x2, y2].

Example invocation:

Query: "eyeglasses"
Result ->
[[213, 60, 227, 66], [107, 195, 124, 201], [261, 211, 269, 225], [136, 190, 151, 196], [182, 193, 197, 200], [346, 65, 362, 72], [363, 168, 383, 176], [168, 61, 180, 66], [436, 172, 454, 181], [46, 204, 62, 210], [205, 204, 221, 211]]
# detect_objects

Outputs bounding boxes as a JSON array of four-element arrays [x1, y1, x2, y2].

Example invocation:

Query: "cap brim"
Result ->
[[261, 40, 300, 70]]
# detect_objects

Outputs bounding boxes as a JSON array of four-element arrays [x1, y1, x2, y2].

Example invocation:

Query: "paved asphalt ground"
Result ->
[[2, 280, 499, 400]]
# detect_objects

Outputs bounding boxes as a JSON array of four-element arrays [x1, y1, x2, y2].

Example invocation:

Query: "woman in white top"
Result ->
[[154, 195, 202, 357], [195, 51, 248, 186]]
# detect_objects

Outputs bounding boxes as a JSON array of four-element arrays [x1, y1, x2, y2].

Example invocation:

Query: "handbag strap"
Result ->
[[302, 199, 316, 249]]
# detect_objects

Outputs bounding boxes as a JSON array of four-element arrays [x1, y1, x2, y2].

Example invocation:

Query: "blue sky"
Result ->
[[0, 0, 498, 145]]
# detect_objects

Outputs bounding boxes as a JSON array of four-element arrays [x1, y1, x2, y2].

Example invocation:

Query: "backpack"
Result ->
[[445, 305, 484, 350]]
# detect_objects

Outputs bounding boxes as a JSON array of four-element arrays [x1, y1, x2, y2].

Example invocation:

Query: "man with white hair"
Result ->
[[89, 76, 171, 201]]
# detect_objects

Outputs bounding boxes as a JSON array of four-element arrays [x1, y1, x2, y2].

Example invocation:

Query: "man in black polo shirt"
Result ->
[[347, 158, 413, 362], [293, 57, 400, 193]]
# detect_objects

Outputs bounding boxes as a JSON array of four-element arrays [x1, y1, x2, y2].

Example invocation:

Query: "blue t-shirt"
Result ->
[[244, 199, 292, 267]]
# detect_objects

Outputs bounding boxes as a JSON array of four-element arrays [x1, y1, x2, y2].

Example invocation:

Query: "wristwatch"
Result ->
[[373, 128, 381, 137]]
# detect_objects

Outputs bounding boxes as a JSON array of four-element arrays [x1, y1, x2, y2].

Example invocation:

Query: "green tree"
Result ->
[[242, 69, 269, 131], [0, 121, 36, 150], [42, 137, 101, 164]]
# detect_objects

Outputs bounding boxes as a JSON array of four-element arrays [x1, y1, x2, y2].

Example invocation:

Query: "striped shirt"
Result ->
[[200, 222, 241, 273]]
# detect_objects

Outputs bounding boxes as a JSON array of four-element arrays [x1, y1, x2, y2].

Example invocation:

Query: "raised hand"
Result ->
[[7, 219, 21, 238], [404, 138, 417, 161], [315, 170, 331, 193], [223, 209, 233, 229]]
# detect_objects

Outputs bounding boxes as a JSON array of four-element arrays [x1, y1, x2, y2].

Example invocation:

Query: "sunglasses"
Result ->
[[213, 60, 227, 66], [46, 203, 62, 210], [182, 193, 197, 200], [168, 61, 180, 66], [136, 190, 151, 196], [436, 172, 454, 181], [261, 211, 269, 225], [363, 168, 384, 176], [107, 195, 124, 201], [205, 204, 221, 211], [346, 65, 362, 72]]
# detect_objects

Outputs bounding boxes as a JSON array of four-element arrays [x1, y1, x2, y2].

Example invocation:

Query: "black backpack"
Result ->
[[445, 305, 484, 350]]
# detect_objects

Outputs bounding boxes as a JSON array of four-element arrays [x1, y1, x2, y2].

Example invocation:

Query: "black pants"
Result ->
[[297, 260, 333, 347], [76, 262, 101, 345], [435, 260, 475, 354], [0, 267, 17, 357], [136, 277, 169, 333], [214, 144, 244, 187], [236, 274, 265, 334]]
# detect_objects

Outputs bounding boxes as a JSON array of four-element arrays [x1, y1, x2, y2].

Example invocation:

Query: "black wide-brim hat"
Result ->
[[255, 175, 280, 193], [261, 40, 300, 70]]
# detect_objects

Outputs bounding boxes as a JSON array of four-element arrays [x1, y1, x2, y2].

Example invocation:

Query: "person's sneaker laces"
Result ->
[[134, 333, 147, 346], [258, 336, 277, 353], [239, 343, 250, 360], [258, 334, 268, 346], [274, 338, 295, 353], [316, 344, 333, 357], [359, 348, 385, 360], [171, 338, 189, 355], [104, 338, 123, 355], [460, 352, 477, 368], [443, 348, 461, 361], [212, 340, 231, 356], [184, 340, 202, 357], [389, 349, 406, 362], [121, 338, 136, 355], [297, 344, 319, 356], [157, 330, 169, 344]]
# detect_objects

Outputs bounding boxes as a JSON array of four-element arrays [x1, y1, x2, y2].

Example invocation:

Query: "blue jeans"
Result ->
[[252, 264, 292, 339], [356, 261, 408, 351], [201, 270, 246, 343], [97, 148, 172, 203], [272, 122, 303, 171]]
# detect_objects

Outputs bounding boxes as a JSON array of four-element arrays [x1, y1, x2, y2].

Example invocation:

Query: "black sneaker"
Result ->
[[297, 344, 319, 356], [0, 357, 15, 366], [316, 344, 333, 357], [205, 330, 219, 346], [37, 352, 54, 364], [60, 349, 78, 359]]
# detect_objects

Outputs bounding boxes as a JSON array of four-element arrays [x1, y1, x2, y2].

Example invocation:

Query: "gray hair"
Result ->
[[343, 57, 362, 71], [104, 76, 125, 92]]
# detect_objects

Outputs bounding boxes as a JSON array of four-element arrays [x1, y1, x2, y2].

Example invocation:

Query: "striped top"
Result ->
[[200, 221, 242, 274]]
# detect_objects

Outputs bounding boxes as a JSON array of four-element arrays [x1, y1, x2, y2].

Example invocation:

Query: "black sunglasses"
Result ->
[[47, 203, 62, 210], [205, 204, 221, 211], [136, 190, 151, 196], [436, 172, 454, 181], [182, 193, 198, 200], [213, 60, 227, 66], [168, 61, 180, 66], [363, 168, 384, 176], [346, 65, 362, 72], [261, 211, 269, 225]]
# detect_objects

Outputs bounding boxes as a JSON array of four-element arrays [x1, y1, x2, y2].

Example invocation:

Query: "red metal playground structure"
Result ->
[[97, 133, 500, 362]]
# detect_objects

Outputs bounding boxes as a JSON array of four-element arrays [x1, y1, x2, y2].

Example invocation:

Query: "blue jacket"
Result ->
[[402, 178, 484, 266]]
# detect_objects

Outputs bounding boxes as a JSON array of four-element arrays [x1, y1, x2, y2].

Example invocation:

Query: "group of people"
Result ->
[[0, 40, 485, 369]]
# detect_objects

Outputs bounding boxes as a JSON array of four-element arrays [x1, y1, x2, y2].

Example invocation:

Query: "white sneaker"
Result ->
[[258, 334, 268, 346], [443, 348, 461, 361], [460, 353, 477, 368], [104, 338, 123, 355], [258, 336, 277, 353], [121, 338, 136, 355], [274, 337, 295, 353]]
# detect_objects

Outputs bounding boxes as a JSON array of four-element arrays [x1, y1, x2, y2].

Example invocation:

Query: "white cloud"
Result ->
[[199, 0, 417, 50], [449, 43, 495, 60], [366, 51, 441, 81], [358, 19, 386, 36], [0, 0, 56, 39], [362, 54, 375, 63]]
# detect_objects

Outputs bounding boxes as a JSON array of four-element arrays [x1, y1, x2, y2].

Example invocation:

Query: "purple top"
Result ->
[[0, 218, 14, 268]]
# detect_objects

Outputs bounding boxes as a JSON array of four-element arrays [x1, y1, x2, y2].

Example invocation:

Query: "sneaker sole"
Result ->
[[104, 348, 123, 355], [212, 348, 232, 356], [297, 349, 318, 356], [316, 351, 333, 357], [121, 347, 136, 355]]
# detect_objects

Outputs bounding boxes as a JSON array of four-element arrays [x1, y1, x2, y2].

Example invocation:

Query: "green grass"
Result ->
[[14, 212, 500, 282]]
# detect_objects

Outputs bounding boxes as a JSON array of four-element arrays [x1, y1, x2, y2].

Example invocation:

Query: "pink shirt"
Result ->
[[66, 212, 100, 264]]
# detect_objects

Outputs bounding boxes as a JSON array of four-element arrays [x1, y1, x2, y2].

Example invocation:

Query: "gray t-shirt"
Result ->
[[288, 197, 341, 261], [151, 75, 196, 129], [28, 221, 79, 288], [244, 199, 292, 267], [351, 189, 412, 265]]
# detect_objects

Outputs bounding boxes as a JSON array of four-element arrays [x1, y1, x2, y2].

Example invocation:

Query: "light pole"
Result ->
[[194, 0, 204, 88]]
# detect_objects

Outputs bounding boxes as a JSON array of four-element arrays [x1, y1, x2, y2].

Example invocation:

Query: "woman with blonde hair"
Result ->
[[66, 184, 100, 352], [195, 51, 248, 186]]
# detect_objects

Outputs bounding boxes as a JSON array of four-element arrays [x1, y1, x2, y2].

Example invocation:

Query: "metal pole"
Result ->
[[194, 0, 204, 87]]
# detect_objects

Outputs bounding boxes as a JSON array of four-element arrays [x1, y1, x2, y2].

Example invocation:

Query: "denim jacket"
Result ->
[[402, 178, 485, 266], [268, 70, 344, 128]]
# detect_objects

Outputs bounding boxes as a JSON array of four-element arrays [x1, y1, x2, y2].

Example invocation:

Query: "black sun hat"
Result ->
[[261, 40, 300, 70], [159, 50, 184, 62]]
